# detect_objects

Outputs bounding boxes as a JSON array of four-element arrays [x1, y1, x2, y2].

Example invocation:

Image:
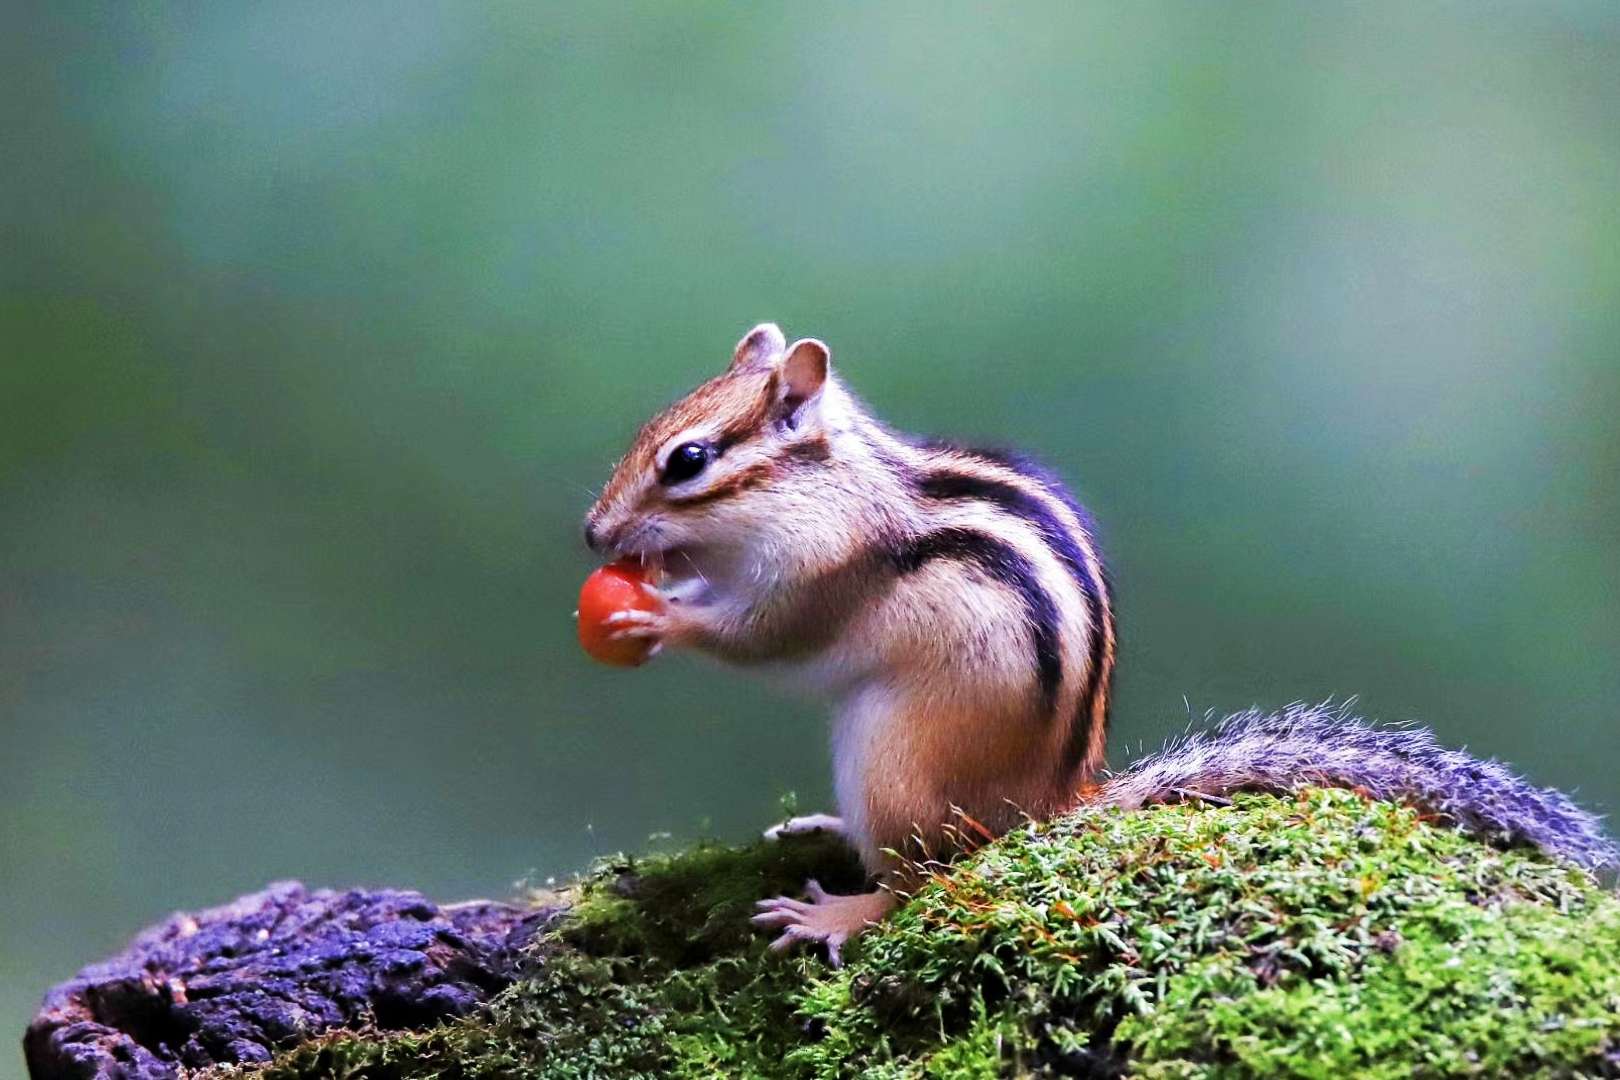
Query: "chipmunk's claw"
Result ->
[[604, 608, 665, 641], [751, 881, 896, 968]]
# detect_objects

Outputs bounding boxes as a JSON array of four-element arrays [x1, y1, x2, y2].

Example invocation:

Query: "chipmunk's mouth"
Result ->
[[632, 545, 702, 586], [604, 522, 712, 592], [604, 533, 691, 579]]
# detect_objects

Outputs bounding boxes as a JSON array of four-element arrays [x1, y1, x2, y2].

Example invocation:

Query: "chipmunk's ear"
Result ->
[[731, 323, 786, 371], [773, 338, 829, 429]]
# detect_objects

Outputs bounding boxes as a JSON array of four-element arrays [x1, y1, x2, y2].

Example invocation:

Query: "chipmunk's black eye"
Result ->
[[660, 440, 712, 485]]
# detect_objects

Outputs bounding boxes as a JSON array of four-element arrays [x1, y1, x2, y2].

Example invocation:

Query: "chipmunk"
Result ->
[[583, 323, 1617, 965]]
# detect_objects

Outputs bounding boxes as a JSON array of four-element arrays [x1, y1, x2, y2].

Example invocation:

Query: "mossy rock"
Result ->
[[241, 790, 1620, 1078]]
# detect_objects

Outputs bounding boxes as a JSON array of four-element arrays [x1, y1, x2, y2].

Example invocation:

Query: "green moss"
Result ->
[[247, 791, 1620, 1079]]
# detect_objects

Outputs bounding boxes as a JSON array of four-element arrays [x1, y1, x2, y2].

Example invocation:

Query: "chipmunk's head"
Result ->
[[584, 323, 839, 583]]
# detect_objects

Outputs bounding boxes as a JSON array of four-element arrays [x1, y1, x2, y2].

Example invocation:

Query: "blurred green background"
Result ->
[[4, 1, 1619, 1064]]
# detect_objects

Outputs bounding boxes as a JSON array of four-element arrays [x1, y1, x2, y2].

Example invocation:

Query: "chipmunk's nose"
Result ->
[[583, 520, 603, 554]]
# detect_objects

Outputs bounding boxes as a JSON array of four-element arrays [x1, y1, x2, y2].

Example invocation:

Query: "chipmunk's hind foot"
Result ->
[[751, 880, 896, 967]]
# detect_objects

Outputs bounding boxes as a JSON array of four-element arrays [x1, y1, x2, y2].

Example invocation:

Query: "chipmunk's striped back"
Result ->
[[878, 432, 1116, 779]]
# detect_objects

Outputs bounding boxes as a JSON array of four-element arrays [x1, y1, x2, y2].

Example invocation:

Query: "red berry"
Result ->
[[577, 561, 663, 668]]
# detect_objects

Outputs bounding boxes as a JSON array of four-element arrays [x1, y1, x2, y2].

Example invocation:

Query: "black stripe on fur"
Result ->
[[890, 527, 1063, 714], [916, 462, 1110, 769]]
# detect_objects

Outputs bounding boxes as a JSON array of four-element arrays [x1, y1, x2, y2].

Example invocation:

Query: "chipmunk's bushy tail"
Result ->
[[1100, 702, 1618, 872]]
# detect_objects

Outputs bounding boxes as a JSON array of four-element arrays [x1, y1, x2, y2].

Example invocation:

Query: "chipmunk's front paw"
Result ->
[[763, 813, 847, 842], [751, 881, 896, 967], [603, 601, 696, 650], [602, 606, 666, 639]]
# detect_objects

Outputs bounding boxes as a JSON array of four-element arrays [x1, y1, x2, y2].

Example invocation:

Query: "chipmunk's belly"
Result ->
[[828, 681, 893, 867]]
